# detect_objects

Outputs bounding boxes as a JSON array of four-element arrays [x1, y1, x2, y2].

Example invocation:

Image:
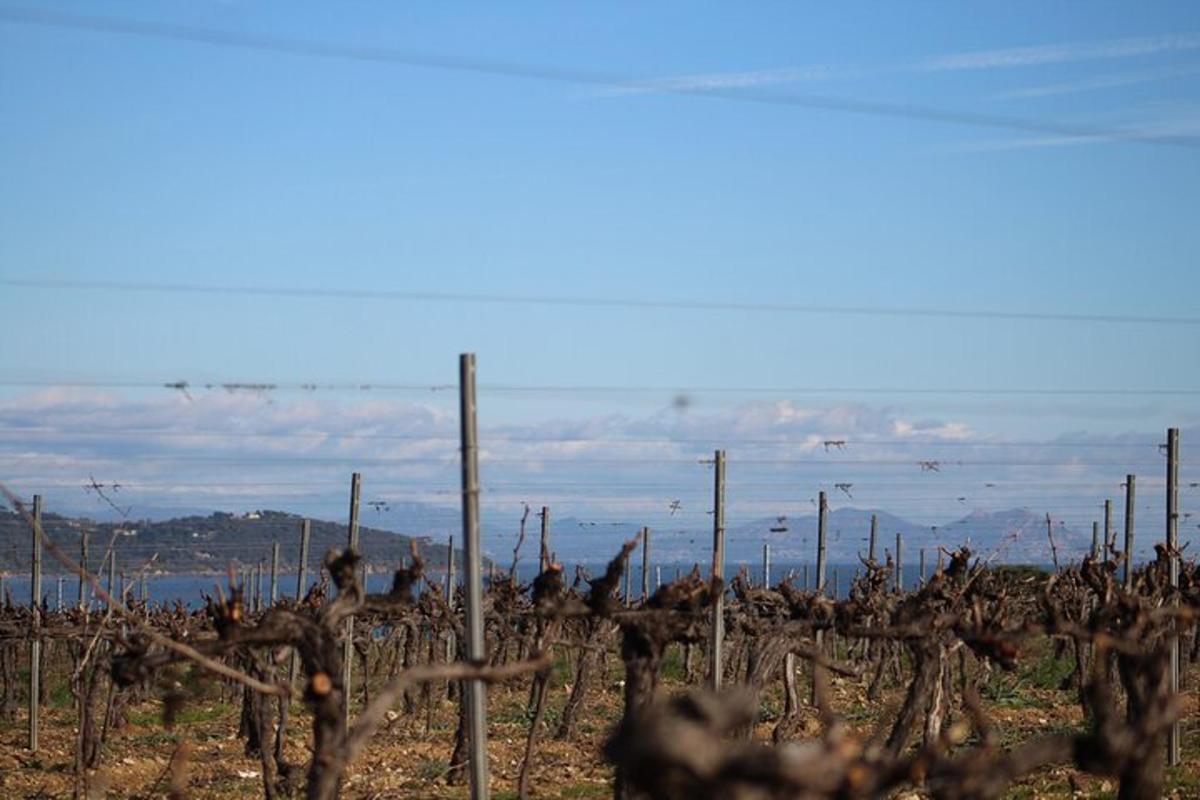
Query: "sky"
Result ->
[[0, 2, 1198, 560]]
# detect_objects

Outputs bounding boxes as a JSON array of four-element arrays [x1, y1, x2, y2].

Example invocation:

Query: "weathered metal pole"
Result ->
[[641, 527, 651, 602], [459, 353, 490, 799], [270, 541, 279, 606], [289, 519, 311, 687], [709, 449, 726, 690], [29, 494, 42, 752], [762, 542, 771, 588], [78, 530, 88, 610], [868, 514, 877, 562], [811, 492, 828, 704], [623, 550, 632, 606], [342, 472, 362, 726], [1103, 499, 1113, 563], [1166, 428, 1180, 766], [538, 506, 551, 574], [446, 534, 457, 662], [1123, 475, 1136, 590], [816, 492, 827, 595]]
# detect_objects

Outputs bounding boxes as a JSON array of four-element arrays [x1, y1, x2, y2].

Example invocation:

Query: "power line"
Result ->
[[4, 276, 1200, 326], [1, 377, 1198, 398], [1, 7, 1197, 149], [0, 452, 1174, 467], [0, 425, 1167, 448]]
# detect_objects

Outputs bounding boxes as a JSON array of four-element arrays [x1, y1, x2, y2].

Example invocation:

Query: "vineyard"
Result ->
[[0, 486, 1197, 799]]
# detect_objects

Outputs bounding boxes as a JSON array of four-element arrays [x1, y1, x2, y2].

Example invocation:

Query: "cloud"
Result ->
[[948, 110, 1200, 152], [913, 33, 1200, 72], [991, 63, 1200, 100], [0, 390, 1188, 557], [589, 33, 1200, 103], [593, 66, 835, 97]]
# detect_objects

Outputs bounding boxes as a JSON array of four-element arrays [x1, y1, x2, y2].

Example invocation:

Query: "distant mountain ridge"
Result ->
[[0, 509, 464, 576]]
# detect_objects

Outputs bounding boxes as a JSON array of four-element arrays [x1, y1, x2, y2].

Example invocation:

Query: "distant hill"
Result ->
[[0, 509, 468, 576], [547, 507, 1092, 568]]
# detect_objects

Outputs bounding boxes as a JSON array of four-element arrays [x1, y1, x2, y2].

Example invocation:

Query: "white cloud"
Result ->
[[0, 390, 1188, 549], [914, 33, 1200, 72], [992, 63, 1200, 100]]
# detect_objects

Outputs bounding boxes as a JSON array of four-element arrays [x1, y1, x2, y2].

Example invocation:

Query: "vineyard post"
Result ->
[[28, 494, 42, 752], [919, 548, 926, 586], [1091, 521, 1100, 560], [868, 514, 877, 561], [641, 527, 650, 602], [270, 541, 279, 606], [1103, 499, 1113, 563], [1166, 427, 1180, 766], [623, 551, 632, 606], [78, 530, 88, 610], [343, 471, 362, 727], [459, 353, 491, 799], [538, 506, 550, 574], [255, 561, 264, 612], [762, 542, 771, 588], [57, 575, 64, 611], [709, 449, 726, 691], [446, 534, 456, 662], [816, 492, 827, 595], [290, 519, 311, 686], [1123, 475, 1136, 590], [812, 491, 827, 703], [895, 533, 903, 592], [107, 550, 116, 609]]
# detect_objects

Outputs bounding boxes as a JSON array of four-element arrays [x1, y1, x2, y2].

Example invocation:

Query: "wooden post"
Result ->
[[1091, 521, 1100, 560], [538, 507, 551, 574], [1123, 475, 1136, 590], [919, 548, 926, 585], [762, 542, 771, 588], [78, 530, 88, 610], [57, 575, 64, 611], [1166, 428, 1180, 766], [459, 353, 490, 799], [343, 472, 362, 726], [641, 527, 650, 602], [29, 494, 42, 752], [270, 541, 279, 607], [709, 449, 726, 691], [868, 514, 877, 561], [895, 533, 903, 592]]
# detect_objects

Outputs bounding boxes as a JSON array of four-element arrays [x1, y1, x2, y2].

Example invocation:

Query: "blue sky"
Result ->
[[0, 2, 1198, 557]]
